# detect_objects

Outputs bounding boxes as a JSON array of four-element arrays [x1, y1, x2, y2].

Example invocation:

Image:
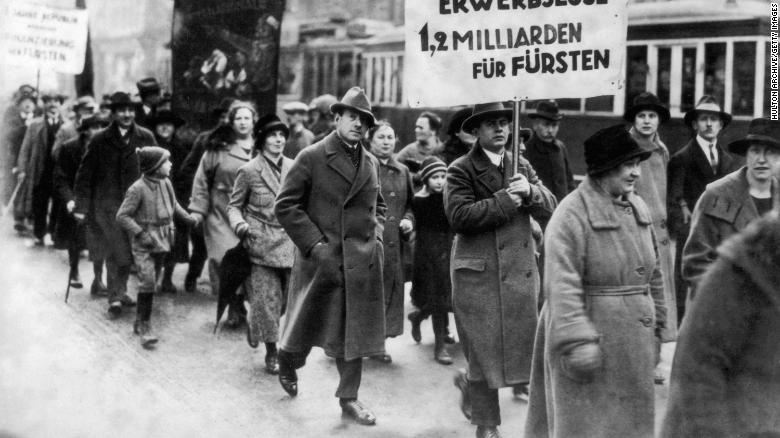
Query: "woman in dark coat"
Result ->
[[525, 125, 667, 438], [661, 208, 780, 438], [150, 110, 191, 293], [52, 115, 110, 290], [411, 157, 454, 365], [227, 114, 295, 374], [367, 121, 413, 363]]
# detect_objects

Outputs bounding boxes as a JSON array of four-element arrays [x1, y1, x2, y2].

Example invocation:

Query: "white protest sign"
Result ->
[[404, 0, 628, 107], [2, 3, 89, 74]]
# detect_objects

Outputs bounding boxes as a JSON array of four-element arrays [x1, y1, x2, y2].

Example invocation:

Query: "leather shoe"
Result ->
[[69, 272, 83, 289], [119, 294, 136, 307], [265, 352, 279, 375], [183, 273, 197, 293], [278, 354, 298, 396], [340, 399, 376, 425], [108, 301, 122, 318], [476, 426, 501, 438], [408, 311, 422, 343], [454, 369, 472, 420], [91, 279, 108, 296], [369, 353, 392, 364]]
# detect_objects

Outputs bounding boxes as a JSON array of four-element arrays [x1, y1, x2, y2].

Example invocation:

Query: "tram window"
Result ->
[[585, 95, 614, 112], [626, 45, 649, 110], [395, 56, 404, 104], [681, 48, 697, 113], [765, 41, 771, 117], [557, 98, 581, 111], [704, 43, 727, 105], [731, 42, 756, 116], [656, 47, 671, 106], [337, 52, 354, 97]]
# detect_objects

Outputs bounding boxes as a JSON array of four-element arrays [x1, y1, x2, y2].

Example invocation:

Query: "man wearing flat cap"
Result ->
[[525, 100, 577, 209], [73, 91, 157, 318], [281, 101, 314, 159], [683, 117, 780, 296], [445, 102, 556, 438], [15, 92, 67, 246], [274, 86, 387, 426], [135, 77, 162, 130], [667, 95, 741, 322]]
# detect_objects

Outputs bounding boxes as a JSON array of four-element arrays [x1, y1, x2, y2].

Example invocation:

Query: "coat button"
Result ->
[[523, 241, 529, 248], [660, 238, 669, 246], [389, 216, 396, 221], [635, 266, 646, 276], [640, 316, 653, 327], [389, 191, 396, 197], [526, 271, 532, 278], [624, 207, 632, 215], [660, 219, 667, 229]]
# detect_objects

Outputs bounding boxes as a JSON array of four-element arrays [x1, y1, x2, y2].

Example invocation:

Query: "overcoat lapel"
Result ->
[[691, 139, 716, 177], [256, 155, 282, 196], [324, 133, 357, 184], [471, 144, 504, 194], [346, 146, 372, 201]]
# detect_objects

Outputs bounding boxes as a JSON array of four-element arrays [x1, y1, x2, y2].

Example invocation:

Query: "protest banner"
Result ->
[[2, 3, 89, 74], [404, 0, 629, 107], [171, 0, 286, 127]]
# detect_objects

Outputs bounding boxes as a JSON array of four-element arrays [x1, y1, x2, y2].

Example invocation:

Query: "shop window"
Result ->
[[704, 43, 726, 105], [557, 98, 581, 111], [626, 45, 649, 109], [585, 95, 614, 112], [680, 47, 697, 113], [656, 47, 671, 105], [730, 42, 756, 116]]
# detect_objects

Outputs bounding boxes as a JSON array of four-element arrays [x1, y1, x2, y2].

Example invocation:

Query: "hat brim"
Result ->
[[528, 113, 563, 121], [727, 134, 780, 156], [255, 121, 290, 140], [462, 108, 514, 133], [683, 109, 732, 128], [624, 104, 671, 123], [588, 149, 653, 176], [110, 101, 142, 111], [330, 102, 377, 127]]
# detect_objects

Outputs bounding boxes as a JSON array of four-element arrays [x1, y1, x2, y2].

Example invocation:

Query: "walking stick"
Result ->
[[1, 174, 25, 218], [65, 270, 72, 303]]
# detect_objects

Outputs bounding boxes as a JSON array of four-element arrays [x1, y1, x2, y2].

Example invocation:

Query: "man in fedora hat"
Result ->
[[73, 91, 156, 318], [150, 109, 190, 293], [683, 118, 780, 296], [624, 92, 678, 347], [281, 101, 314, 159], [15, 91, 68, 246], [135, 77, 162, 130], [445, 102, 556, 438], [668, 95, 741, 322], [274, 86, 387, 425], [525, 99, 577, 213]]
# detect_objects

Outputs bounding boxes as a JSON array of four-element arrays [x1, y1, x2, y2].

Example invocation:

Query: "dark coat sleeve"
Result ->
[[444, 160, 520, 235], [667, 152, 686, 236], [403, 168, 414, 225], [177, 133, 206, 199], [274, 149, 324, 255], [661, 257, 756, 438], [73, 136, 98, 216], [52, 141, 76, 203]]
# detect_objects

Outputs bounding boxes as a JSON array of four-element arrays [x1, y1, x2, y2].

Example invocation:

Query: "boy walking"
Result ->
[[116, 146, 195, 348]]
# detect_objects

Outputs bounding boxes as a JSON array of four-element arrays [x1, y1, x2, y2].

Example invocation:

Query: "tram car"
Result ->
[[279, 0, 771, 175]]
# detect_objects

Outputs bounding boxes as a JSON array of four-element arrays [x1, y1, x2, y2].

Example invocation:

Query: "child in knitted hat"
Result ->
[[116, 146, 196, 348], [408, 156, 455, 365]]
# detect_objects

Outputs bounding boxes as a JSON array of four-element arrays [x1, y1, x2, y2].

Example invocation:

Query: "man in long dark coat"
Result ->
[[74, 91, 156, 317], [274, 87, 386, 426], [667, 96, 741, 323], [445, 102, 556, 438]]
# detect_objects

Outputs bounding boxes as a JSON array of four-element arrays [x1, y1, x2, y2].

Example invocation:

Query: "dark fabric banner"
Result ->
[[171, 0, 285, 127]]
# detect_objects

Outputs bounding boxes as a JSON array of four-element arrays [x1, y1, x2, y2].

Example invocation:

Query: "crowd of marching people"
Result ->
[[1, 77, 779, 437]]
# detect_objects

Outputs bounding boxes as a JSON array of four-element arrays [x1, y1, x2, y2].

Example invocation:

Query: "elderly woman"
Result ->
[[227, 114, 295, 374], [525, 125, 667, 438], [189, 101, 256, 327]]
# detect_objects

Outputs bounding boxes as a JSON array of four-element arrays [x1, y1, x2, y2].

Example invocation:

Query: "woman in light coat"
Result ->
[[525, 125, 667, 438], [227, 114, 295, 374], [189, 101, 256, 327]]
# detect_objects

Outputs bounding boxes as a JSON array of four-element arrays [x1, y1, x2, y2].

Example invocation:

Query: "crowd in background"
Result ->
[[1, 77, 779, 437]]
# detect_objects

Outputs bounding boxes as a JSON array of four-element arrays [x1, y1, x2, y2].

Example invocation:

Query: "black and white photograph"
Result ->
[[0, 0, 778, 437]]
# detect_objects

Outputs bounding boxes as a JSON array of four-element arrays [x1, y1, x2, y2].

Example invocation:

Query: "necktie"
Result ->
[[709, 143, 717, 173]]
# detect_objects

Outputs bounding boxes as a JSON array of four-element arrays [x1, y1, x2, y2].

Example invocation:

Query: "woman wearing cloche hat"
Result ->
[[525, 124, 665, 438]]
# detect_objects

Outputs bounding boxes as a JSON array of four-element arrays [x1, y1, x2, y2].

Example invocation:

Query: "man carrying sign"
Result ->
[[445, 102, 556, 438]]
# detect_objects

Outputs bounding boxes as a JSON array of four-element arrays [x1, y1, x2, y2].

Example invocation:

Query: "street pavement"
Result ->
[[0, 226, 674, 438]]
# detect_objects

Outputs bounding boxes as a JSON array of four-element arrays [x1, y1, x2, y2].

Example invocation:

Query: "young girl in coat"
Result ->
[[116, 146, 196, 348], [410, 157, 454, 365]]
